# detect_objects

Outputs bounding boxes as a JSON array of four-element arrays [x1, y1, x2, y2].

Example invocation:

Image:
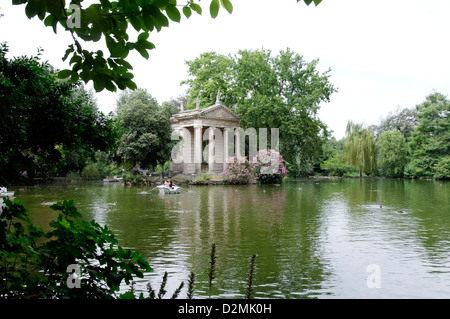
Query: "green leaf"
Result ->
[[115, 59, 133, 70], [129, 15, 142, 31], [141, 40, 155, 50], [69, 54, 82, 65], [59, 216, 71, 228], [220, 0, 233, 14], [105, 80, 117, 92], [46, 0, 65, 17], [152, 0, 170, 7], [85, 5, 100, 24], [106, 36, 125, 58], [122, 72, 134, 80], [124, 79, 137, 90], [303, 0, 321, 5], [119, 291, 136, 299], [44, 14, 58, 33], [210, 0, 220, 18], [44, 14, 54, 26], [70, 72, 79, 82], [151, 10, 169, 30], [165, 4, 181, 23], [190, 3, 202, 15], [182, 6, 192, 19], [142, 14, 155, 31], [25, 0, 46, 19], [138, 32, 149, 41], [136, 46, 149, 59], [93, 76, 106, 92], [57, 69, 72, 79]]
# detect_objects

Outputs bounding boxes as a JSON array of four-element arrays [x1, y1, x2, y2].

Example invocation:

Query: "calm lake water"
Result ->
[[10, 178, 450, 298]]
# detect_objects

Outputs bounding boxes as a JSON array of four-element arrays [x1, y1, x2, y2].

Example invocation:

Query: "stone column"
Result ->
[[193, 121, 203, 173], [208, 126, 215, 173], [235, 127, 242, 163], [223, 128, 229, 169], [182, 127, 192, 173]]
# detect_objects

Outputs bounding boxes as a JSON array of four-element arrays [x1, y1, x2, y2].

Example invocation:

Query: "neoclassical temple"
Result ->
[[169, 95, 242, 175]]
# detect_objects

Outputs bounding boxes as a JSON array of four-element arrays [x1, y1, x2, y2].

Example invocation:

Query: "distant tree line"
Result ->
[[321, 91, 450, 180]]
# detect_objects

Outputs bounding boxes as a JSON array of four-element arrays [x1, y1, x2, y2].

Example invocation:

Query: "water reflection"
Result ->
[[13, 178, 450, 298]]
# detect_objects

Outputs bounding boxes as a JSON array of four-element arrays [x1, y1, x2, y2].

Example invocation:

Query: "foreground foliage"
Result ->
[[13, 0, 322, 92], [0, 198, 151, 299]]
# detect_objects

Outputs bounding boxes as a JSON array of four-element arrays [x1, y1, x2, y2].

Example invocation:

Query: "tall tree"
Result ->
[[115, 88, 176, 169], [343, 121, 377, 178], [0, 42, 119, 185], [11, 0, 322, 92], [372, 106, 418, 141], [377, 129, 408, 177], [408, 91, 450, 179], [182, 48, 336, 176]]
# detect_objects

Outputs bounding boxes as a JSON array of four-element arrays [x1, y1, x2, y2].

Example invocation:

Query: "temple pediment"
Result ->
[[199, 103, 239, 121], [170, 101, 239, 125]]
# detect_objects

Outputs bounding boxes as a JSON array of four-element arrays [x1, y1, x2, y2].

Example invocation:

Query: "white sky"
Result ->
[[2, 0, 450, 139]]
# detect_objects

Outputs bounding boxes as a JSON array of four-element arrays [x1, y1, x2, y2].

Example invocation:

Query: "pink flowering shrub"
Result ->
[[254, 149, 287, 184], [224, 150, 287, 184], [224, 157, 258, 184]]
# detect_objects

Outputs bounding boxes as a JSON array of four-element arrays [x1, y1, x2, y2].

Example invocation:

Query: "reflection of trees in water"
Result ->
[[174, 184, 333, 298], [18, 179, 450, 297]]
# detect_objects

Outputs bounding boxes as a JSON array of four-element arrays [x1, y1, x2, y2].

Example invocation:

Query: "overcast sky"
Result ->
[[2, 0, 450, 139]]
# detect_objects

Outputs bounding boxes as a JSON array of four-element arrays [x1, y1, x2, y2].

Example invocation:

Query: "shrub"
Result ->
[[66, 170, 80, 180], [433, 157, 450, 180], [172, 174, 191, 184], [254, 149, 287, 184], [321, 153, 356, 177], [81, 164, 101, 180], [193, 173, 212, 185], [224, 157, 258, 184]]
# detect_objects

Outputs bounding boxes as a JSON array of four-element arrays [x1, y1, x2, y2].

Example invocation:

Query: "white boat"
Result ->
[[157, 185, 181, 194], [103, 176, 122, 182], [0, 191, 14, 198], [0, 187, 14, 198]]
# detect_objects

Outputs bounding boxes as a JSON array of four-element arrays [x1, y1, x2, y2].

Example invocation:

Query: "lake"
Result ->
[[10, 178, 450, 298]]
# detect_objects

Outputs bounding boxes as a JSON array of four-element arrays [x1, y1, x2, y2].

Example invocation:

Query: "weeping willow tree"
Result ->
[[343, 121, 377, 178]]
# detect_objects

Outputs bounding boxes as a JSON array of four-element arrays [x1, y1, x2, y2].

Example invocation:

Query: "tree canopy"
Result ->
[[408, 91, 450, 178], [372, 106, 418, 141], [11, 0, 322, 92], [182, 48, 336, 176], [115, 88, 177, 169], [343, 121, 377, 178], [0, 42, 119, 185], [377, 129, 408, 178]]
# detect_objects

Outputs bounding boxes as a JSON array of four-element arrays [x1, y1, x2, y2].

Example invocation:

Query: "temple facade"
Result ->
[[169, 96, 241, 175]]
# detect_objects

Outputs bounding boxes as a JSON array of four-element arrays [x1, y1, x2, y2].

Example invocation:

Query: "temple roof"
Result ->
[[170, 101, 240, 125]]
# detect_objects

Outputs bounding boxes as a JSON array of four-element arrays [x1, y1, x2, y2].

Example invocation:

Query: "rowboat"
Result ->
[[157, 185, 181, 194]]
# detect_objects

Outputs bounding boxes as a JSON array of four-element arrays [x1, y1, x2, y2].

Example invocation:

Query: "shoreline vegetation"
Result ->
[[10, 172, 445, 189]]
